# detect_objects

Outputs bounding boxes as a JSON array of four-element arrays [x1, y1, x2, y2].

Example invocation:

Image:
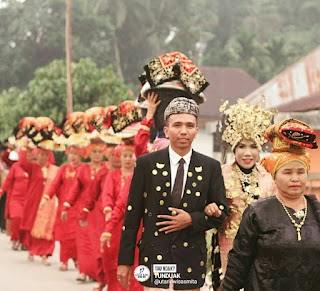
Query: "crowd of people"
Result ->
[[0, 51, 319, 291], [0, 90, 167, 291]]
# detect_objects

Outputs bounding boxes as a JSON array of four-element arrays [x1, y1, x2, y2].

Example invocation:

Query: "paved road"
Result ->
[[0, 233, 96, 290]]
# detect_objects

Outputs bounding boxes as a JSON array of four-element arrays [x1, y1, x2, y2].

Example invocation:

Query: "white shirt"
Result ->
[[168, 146, 192, 198]]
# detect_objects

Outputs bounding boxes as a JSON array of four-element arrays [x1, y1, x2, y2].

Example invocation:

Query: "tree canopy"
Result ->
[[0, 58, 130, 140], [1, 0, 320, 89]]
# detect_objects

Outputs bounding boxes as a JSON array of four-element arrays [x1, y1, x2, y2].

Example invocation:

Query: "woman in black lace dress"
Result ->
[[222, 119, 320, 291]]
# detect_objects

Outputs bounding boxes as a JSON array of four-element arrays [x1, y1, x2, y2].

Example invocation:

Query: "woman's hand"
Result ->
[[105, 209, 112, 222], [145, 92, 161, 121], [39, 197, 48, 209], [100, 232, 112, 252], [204, 203, 222, 217]]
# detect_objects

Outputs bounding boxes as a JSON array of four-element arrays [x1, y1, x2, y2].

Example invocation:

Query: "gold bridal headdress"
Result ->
[[220, 98, 276, 151]]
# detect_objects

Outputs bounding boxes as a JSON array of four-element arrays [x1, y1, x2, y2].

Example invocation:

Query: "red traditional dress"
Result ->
[[135, 117, 169, 157], [46, 163, 81, 264], [62, 162, 106, 280], [80, 163, 110, 286], [134, 117, 153, 157], [1, 162, 28, 244], [101, 169, 141, 291], [20, 150, 58, 257], [103, 176, 143, 291], [219, 162, 276, 274], [0, 156, 9, 233]]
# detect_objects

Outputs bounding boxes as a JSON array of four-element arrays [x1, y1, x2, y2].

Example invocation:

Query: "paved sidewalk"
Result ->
[[0, 233, 96, 290]]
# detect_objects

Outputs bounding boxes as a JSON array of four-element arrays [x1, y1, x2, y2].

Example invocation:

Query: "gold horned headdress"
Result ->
[[220, 98, 276, 151]]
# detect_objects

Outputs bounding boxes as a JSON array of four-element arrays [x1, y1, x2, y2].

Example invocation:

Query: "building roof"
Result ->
[[275, 93, 320, 112], [198, 66, 260, 120], [243, 47, 320, 110]]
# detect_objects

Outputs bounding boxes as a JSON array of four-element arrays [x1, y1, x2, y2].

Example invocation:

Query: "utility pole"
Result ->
[[66, 0, 73, 114]]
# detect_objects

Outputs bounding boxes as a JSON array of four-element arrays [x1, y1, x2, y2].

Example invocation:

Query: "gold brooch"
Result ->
[[156, 163, 165, 169], [294, 209, 305, 219], [195, 166, 202, 172]]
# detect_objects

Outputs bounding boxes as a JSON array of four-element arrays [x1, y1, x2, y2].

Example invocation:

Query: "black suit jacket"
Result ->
[[118, 147, 228, 289]]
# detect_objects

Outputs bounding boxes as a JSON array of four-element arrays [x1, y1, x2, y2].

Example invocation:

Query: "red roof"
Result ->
[[198, 66, 260, 120]]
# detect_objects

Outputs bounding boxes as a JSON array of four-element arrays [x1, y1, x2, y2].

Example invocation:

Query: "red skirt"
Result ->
[[60, 239, 77, 262], [29, 236, 55, 256]]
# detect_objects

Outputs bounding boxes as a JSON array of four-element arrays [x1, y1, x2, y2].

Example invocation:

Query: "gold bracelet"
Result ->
[[139, 125, 151, 132]]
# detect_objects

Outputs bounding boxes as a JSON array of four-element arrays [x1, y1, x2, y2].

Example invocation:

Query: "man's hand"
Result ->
[[61, 211, 68, 221], [145, 92, 161, 121], [117, 265, 131, 290], [156, 207, 192, 234], [204, 203, 222, 217]]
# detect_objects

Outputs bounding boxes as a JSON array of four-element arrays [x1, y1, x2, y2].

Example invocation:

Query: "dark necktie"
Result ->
[[171, 158, 185, 208]]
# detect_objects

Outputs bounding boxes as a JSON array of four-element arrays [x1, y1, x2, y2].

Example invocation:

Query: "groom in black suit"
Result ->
[[118, 97, 228, 291]]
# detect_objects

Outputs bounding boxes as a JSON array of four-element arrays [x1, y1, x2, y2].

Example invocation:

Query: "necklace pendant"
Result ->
[[297, 230, 301, 241], [294, 210, 305, 219]]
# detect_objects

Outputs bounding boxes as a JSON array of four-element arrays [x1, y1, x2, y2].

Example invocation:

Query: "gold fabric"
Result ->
[[30, 165, 59, 240]]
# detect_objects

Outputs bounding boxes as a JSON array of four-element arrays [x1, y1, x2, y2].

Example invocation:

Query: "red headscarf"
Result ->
[[261, 119, 317, 178], [114, 145, 135, 158], [65, 146, 87, 157]]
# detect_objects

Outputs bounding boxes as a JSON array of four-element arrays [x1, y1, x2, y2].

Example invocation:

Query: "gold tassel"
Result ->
[[297, 230, 301, 241]]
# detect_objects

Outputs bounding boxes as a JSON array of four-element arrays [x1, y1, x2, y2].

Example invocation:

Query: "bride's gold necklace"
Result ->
[[278, 197, 307, 241], [235, 165, 259, 198]]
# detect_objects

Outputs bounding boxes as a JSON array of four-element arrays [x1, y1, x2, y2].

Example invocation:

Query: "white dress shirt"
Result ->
[[168, 146, 192, 198]]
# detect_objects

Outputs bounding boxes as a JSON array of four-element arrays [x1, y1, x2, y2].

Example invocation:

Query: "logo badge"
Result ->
[[133, 265, 151, 282]]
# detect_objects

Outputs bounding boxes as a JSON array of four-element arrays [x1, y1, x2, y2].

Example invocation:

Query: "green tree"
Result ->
[[0, 0, 115, 89], [1, 0, 320, 90], [0, 87, 28, 141], [0, 58, 131, 140]]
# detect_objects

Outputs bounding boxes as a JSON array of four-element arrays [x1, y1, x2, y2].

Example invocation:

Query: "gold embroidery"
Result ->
[[156, 163, 165, 169], [65, 169, 76, 178], [41, 167, 48, 179], [162, 171, 168, 176], [224, 165, 263, 239]]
